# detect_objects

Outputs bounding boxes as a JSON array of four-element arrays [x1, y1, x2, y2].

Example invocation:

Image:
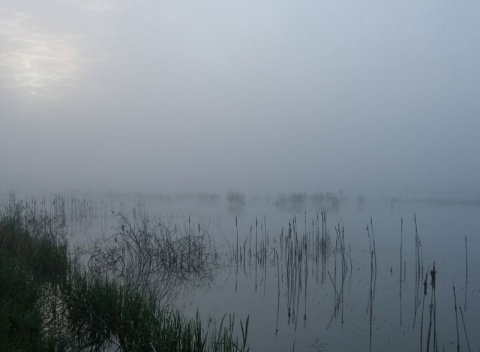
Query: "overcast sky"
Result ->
[[1, 0, 479, 195]]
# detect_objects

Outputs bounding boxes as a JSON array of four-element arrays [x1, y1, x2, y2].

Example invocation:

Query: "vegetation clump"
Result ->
[[0, 195, 249, 351], [226, 192, 245, 215], [86, 207, 219, 306]]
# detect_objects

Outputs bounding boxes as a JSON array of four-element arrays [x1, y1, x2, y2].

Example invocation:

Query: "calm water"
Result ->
[[7, 191, 480, 351]]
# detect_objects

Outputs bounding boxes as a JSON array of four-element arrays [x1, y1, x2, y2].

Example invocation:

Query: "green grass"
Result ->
[[0, 196, 249, 352]]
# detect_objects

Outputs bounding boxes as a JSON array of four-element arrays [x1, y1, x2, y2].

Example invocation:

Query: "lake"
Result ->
[[7, 190, 480, 351]]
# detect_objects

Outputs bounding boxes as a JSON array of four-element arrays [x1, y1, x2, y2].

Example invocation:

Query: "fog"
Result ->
[[1, 0, 480, 196]]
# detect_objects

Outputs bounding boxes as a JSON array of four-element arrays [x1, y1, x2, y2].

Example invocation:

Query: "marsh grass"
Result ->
[[0, 194, 68, 351], [413, 214, 424, 328], [86, 206, 219, 306], [0, 250, 51, 351], [464, 236, 468, 311], [425, 264, 437, 352], [230, 211, 336, 332], [366, 219, 377, 352], [0, 195, 249, 352]]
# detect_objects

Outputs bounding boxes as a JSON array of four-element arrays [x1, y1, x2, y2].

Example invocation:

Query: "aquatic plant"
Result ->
[[0, 196, 249, 352], [86, 207, 219, 305]]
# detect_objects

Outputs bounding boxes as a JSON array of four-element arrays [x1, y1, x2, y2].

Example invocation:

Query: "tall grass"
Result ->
[[0, 194, 68, 351], [0, 195, 249, 352]]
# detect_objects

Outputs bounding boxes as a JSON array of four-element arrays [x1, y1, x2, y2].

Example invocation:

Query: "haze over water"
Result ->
[[3, 191, 479, 351], [1, 3, 480, 349], [1, 0, 480, 197]]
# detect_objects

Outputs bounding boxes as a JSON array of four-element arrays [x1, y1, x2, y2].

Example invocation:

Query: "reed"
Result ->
[[431, 264, 438, 352], [420, 270, 428, 352], [255, 218, 258, 291], [0, 196, 249, 352], [366, 219, 377, 352], [266, 212, 336, 330], [453, 285, 460, 352], [459, 306, 471, 352], [275, 250, 280, 335], [236, 217, 239, 263], [399, 218, 403, 326], [413, 214, 424, 327], [464, 236, 468, 311]]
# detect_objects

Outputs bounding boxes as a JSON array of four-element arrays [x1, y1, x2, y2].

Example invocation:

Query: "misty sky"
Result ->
[[1, 0, 480, 195]]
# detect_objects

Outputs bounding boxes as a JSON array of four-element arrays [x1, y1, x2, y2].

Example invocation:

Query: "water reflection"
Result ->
[[6, 191, 480, 351]]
